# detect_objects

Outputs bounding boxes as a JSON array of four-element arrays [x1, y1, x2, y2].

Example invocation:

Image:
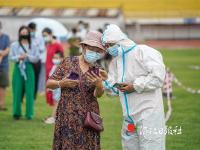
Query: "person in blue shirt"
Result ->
[[0, 21, 10, 111], [28, 22, 46, 99]]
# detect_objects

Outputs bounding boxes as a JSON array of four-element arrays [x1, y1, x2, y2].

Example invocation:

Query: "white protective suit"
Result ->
[[102, 24, 166, 150]]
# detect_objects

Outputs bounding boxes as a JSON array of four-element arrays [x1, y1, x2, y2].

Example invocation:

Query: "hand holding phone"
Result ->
[[113, 83, 126, 89], [88, 66, 99, 76], [114, 82, 135, 93]]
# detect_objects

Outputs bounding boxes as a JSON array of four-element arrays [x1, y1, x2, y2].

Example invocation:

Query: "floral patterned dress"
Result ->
[[50, 56, 101, 150]]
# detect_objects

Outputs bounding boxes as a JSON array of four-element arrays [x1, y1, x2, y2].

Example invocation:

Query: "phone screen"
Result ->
[[113, 83, 122, 88], [113, 83, 127, 88]]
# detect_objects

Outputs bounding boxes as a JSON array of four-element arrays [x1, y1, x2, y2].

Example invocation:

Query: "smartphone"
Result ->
[[113, 83, 126, 89], [68, 72, 79, 80], [88, 66, 99, 76]]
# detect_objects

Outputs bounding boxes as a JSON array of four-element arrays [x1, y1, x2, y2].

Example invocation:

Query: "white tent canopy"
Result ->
[[27, 18, 68, 40]]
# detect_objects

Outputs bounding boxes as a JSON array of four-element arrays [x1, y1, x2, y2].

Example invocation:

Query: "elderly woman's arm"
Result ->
[[46, 79, 60, 89], [46, 78, 79, 89], [94, 82, 104, 98], [86, 71, 105, 98], [94, 69, 108, 97]]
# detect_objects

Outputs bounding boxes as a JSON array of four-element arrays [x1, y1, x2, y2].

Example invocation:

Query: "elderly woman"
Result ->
[[46, 31, 107, 150]]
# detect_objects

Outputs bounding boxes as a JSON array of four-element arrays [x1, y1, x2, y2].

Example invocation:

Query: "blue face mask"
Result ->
[[107, 44, 120, 57], [84, 50, 102, 64], [30, 32, 36, 38]]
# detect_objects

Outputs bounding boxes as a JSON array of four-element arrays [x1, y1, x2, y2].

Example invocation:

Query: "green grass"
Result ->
[[0, 49, 200, 150]]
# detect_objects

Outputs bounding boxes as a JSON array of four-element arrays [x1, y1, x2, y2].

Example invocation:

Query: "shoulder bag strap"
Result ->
[[19, 42, 28, 53], [77, 58, 88, 111]]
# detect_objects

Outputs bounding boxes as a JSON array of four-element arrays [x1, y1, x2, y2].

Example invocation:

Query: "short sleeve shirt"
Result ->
[[0, 33, 10, 72]]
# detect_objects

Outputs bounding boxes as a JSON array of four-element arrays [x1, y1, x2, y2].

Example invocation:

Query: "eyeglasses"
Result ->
[[105, 43, 115, 49]]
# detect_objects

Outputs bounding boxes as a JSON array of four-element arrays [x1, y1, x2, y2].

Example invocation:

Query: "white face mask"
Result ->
[[44, 36, 51, 43], [52, 59, 61, 65]]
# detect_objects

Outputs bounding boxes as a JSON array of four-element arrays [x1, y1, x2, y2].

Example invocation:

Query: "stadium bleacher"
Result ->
[[0, 0, 200, 18]]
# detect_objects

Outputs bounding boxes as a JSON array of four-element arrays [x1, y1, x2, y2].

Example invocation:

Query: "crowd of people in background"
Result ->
[[0, 20, 112, 123]]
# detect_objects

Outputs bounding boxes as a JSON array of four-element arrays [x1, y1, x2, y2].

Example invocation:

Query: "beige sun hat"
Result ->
[[80, 31, 106, 51]]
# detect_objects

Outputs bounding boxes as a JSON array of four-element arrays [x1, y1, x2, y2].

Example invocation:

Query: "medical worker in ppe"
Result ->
[[102, 24, 166, 150]]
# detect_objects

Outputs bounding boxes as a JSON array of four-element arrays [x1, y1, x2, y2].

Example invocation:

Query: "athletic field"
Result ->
[[0, 49, 200, 150]]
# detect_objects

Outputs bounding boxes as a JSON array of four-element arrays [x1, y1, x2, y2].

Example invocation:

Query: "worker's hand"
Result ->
[[59, 78, 79, 88], [19, 53, 28, 61], [118, 83, 135, 93], [86, 71, 103, 88], [99, 69, 108, 81]]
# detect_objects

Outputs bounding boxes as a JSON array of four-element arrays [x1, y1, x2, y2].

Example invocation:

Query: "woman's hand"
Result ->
[[86, 71, 104, 97], [86, 71, 102, 88], [59, 78, 79, 88], [99, 69, 108, 81], [19, 53, 28, 61], [46, 78, 79, 89]]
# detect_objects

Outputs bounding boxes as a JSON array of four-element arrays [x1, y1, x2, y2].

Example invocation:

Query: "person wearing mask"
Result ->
[[102, 24, 166, 150], [84, 22, 90, 33], [44, 51, 64, 124], [28, 22, 46, 97], [42, 27, 64, 106], [77, 20, 87, 40], [0, 21, 10, 111], [46, 31, 107, 149], [9, 26, 39, 120]]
